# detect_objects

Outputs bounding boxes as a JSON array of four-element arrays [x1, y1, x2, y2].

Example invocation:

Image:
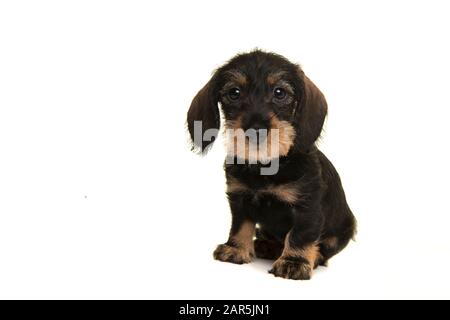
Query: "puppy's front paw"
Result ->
[[213, 244, 254, 264], [268, 257, 312, 280]]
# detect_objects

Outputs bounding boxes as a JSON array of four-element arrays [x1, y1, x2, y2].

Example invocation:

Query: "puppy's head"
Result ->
[[187, 50, 327, 157]]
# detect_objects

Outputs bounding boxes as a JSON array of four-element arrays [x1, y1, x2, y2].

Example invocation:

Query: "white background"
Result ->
[[1, 0, 449, 299]]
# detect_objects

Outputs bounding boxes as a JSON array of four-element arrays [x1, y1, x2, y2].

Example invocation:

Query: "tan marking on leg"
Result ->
[[230, 220, 256, 256], [214, 220, 255, 264], [269, 232, 319, 279], [282, 231, 319, 269]]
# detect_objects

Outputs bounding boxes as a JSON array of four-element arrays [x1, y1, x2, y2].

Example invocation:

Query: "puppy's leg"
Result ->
[[319, 225, 355, 266], [318, 237, 340, 267], [269, 211, 323, 280], [213, 207, 255, 264], [269, 232, 320, 280]]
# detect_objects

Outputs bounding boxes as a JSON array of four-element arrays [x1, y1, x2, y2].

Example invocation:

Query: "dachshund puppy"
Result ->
[[186, 50, 356, 280]]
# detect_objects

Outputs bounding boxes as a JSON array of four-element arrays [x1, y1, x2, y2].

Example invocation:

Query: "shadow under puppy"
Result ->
[[187, 50, 356, 280]]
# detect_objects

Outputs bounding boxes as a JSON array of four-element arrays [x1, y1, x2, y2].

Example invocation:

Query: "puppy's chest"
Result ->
[[226, 174, 302, 205]]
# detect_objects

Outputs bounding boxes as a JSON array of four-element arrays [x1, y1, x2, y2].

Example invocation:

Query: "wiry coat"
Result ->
[[187, 50, 356, 280]]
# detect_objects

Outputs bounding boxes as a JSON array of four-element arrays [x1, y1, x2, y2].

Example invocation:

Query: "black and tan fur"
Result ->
[[187, 50, 356, 280]]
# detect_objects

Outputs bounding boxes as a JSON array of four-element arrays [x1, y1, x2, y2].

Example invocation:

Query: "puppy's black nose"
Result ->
[[242, 115, 270, 132], [249, 121, 268, 132], [242, 120, 269, 131], [242, 115, 271, 143]]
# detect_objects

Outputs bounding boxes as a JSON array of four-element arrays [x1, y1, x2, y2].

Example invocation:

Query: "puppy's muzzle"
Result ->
[[241, 113, 271, 143]]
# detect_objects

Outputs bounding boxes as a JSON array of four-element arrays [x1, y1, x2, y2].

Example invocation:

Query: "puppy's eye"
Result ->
[[228, 88, 241, 101], [273, 87, 286, 100]]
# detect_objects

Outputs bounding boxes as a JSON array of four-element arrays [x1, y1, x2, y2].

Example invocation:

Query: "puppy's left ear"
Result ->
[[186, 75, 220, 153], [295, 69, 328, 152]]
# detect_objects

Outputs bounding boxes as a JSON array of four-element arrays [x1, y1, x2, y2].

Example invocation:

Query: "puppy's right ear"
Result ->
[[187, 75, 220, 153]]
